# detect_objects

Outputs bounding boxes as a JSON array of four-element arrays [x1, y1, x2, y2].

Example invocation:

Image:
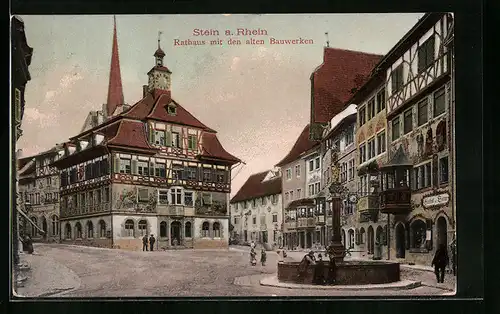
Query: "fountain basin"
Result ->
[[277, 260, 400, 285]]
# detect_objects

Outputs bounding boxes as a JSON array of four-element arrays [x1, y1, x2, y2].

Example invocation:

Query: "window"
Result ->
[[88, 191, 94, 206], [203, 169, 212, 182], [296, 188, 302, 199], [308, 184, 314, 197], [403, 109, 413, 134], [104, 187, 110, 202], [295, 165, 301, 177], [96, 189, 102, 204], [340, 162, 347, 182], [367, 138, 376, 160], [172, 132, 181, 148], [285, 192, 289, 201], [290, 190, 294, 200], [47, 177, 52, 185], [391, 117, 400, 141], [252, 199, 257, 208], [271, 194, 278, 204], [285, 168, 292, 180], [391, 64, 404, 92], [345, 126, 354, 146], [358, 106, 366, 126], [184, 191, 194, 206], [213, 222, 221, 238], [376, 88, 386, 113], [367, 97, 376, 120], [158, 190, 169, 204], [348, 160, 355, 180], [234, 217, 239, 225], [75, 222, 82, 239], [314, 182, 320, 194], [359, 228, 366, 244], [138, 161, 149, 176], [167, 104, 177, 115], [413, 162, 432, 190], [65, 223, 72, 239], [417, 99, 428, 126], [125, 220, 135, 237], [272, 214, 278, 223], [119, 158, 131, 174], [186, 167, 198, 180], [348, 229, 355, 249], [171, 188, 183, 205], [215, 170, 225, 183], [359, 144, 366, 164], [185, 221, 192, 238], [86, 221, 94, 238], [172, 166, 184, 180], [154, 130, 165, 145], [439, 157, 449, 184], [433, 87, 446, 117], [315, 157, 320, 170], [99, 220, 106, 238], [201, 222, 210, 237], [252, 217, 257, 225], [138, 220, 147, 237], [376, 131, 386, 155], [308, 160, 314, 172], [262, 196, 267, 206], [359, 175, 368, 195], [81, 193, 86, 207], [411, 220, 427, 249], [187, 135, 197, 150], [160, 221, 167, 237], [418, 36, 435, 73], [137, 188, 149, 203], [51, 215, 59, 236]]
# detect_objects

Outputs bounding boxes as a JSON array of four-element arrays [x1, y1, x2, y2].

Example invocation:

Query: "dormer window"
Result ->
[[167, 103, 177, 115]]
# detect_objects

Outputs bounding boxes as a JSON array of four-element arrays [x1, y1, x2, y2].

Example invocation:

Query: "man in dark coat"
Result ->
[[326, 253, 337, 285], [297, 251, 316, 282], [149, 234, 156, 251], [313, 253, 325, 285], [432, 243, 449, 283], [142, 234, 149, 251]]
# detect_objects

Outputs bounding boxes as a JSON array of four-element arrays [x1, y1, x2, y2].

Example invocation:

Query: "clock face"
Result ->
[[159, 76, 167, 88]]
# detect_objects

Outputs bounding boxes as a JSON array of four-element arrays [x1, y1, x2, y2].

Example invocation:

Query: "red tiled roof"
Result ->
[[230, 171, 282, 203], [275, 124, 319, 167], [106, 120, 157, 150], [200, 132, 240, 164], [311, 47, 382, 124]]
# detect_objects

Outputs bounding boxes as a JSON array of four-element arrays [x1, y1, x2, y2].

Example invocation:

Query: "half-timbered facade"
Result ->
[[51, 23, 240, 251], [381, 13, 454, 265], [18, 145, 64, 243]]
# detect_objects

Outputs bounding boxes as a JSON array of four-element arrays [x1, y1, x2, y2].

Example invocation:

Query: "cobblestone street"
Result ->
[[15, 244, 455, 297]]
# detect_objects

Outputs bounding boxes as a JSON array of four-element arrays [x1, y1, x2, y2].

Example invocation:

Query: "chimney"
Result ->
[[143, 85, 148, 98]]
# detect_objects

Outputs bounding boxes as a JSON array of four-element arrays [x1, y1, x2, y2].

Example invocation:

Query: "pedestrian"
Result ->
[[173, 237, 178, 247], [450, 238, 457, 276], [250, 240, 255, 250], [24, 235, 34, 254], [260, 248, 267, 266], [326, 253, 337, 285], [142, 234, 149, 251], [297, 251, 316, 282], [250, 248, 257, 266], [149, 234, 156, 252], [313, 253, 325, 285], [432, 243, 449, 283]]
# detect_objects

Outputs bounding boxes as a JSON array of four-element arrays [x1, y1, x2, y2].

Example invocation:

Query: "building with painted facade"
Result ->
[[376, 13, 454, 265], [18, 146, 64, 243], [51, 19, 240, 251], [230, 170, 282, 249]]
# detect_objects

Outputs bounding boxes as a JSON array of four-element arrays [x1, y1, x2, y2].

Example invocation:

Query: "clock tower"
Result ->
[[147, 31, 172, 92]]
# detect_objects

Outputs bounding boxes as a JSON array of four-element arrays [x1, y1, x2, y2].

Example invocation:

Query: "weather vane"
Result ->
[[325, 31, 330, 47], [158, 31, 163, 48]]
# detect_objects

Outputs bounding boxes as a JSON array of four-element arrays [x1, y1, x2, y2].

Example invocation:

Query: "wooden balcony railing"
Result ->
[[379, 188, 412, 214]]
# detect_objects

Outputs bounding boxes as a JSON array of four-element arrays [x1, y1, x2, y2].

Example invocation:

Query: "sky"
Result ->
[[17, 13, 424, 196]]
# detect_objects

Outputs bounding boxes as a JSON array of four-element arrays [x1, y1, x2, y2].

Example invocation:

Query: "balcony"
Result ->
[[379, 188, 411, 214], [357, 194, 380, 222], [296, 217, 315, 228], [284, 221, 296, 230], [168, 206, 185, 216]]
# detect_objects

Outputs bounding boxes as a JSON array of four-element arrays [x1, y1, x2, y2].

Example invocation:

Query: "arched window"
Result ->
[[86, 221, 94, 238], [202, 221, 210, 237], [160, 221, 167, 238], [99, 220, 106, 238], [367, 226, 375, 254], [185, 221, 192, 238], [65, 223, 72, 239], [51, 215, 59, 236], [348, 229, 355, 249], [359, 227, 366, 244], [411, 220, 427, 249], [75, 222, 82, 239], [138, 220, 148, 237], [30, 217, 38, 236], [125, 219, 135, 237], [213, 222, 221, 238]]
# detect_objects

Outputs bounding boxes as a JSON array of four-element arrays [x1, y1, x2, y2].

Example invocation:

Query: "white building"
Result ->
[[230, 170, 282, 250]]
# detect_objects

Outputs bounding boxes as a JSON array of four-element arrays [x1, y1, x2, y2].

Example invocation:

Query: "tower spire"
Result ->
[[106, 15, 124, 118]]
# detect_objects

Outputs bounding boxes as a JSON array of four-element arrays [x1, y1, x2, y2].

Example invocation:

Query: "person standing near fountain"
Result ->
[[260, 248, 267, 266], [250, 248, 257, 266], [326, 253, 337, 285], [313, 254, 326, 285], [297, 251, 316, 281]]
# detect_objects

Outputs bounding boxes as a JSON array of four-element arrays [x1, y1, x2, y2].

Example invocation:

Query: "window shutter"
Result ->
[[113, 155, 120, 173], [165, 131, 172, 147], [131, 159, 138, 175]]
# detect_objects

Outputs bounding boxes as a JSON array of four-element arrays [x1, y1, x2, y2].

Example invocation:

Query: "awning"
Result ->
[[17, 208, 46, 234]]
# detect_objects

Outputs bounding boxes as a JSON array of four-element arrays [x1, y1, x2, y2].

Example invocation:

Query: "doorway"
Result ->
[[437, 217, 448, 246], [42, 217, 47, 240], [170, 221, 181, 245], [306, 231, 312, 248], [395, 223, 406, 258], [367, 226, 374, 254]]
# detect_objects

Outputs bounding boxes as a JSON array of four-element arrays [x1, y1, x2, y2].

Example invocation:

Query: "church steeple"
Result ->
[[148, 31, 172, 92], [106, 15, 124, 117]]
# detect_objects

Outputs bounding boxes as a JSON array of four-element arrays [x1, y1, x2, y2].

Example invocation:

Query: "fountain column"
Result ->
[[330, 197, 346, 263]]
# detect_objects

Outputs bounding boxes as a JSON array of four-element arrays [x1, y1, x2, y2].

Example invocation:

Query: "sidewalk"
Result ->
[[14, 249, 81, 298]]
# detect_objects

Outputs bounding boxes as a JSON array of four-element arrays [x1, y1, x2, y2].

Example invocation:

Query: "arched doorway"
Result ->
[[367, 226, 374, 254], [42, 217, 48, 239], [437, 216, 448, 246], [171, 221, 181, 245], [306, 231, 312, 248], [395, 223, 406, 258]]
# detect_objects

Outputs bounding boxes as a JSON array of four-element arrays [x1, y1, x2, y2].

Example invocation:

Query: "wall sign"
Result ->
[[422, 193, 450, 209]]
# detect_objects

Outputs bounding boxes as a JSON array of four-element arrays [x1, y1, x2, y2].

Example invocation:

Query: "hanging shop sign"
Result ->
[[422, 192, 450, 209]]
